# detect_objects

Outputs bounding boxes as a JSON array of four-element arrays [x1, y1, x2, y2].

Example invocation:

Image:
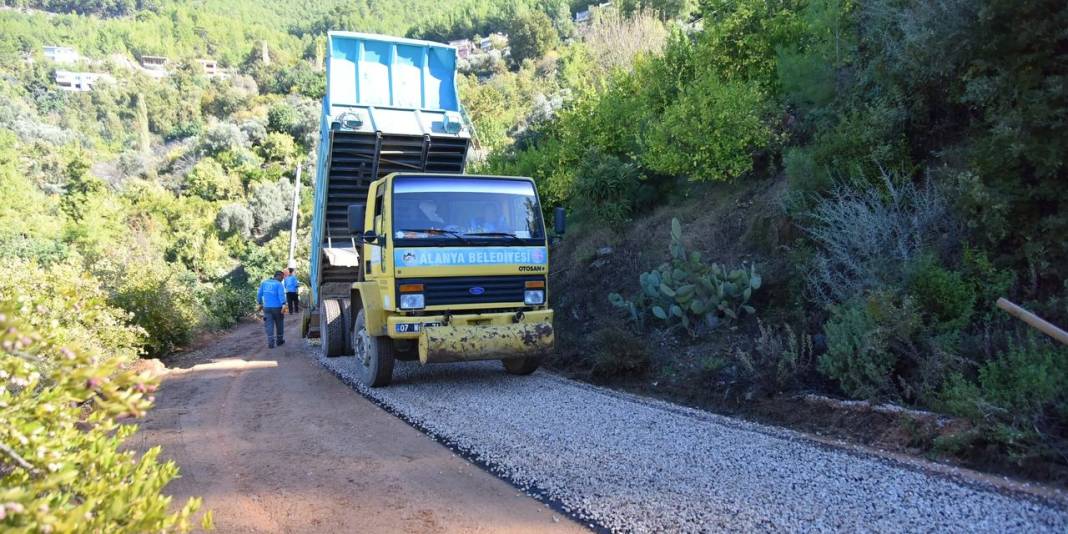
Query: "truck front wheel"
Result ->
[[502, 357, 541, 375], [353, 309, 394, 387]]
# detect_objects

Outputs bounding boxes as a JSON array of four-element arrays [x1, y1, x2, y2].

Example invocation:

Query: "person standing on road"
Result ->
[[283, 267, 300, 314], [257, 270, 287, 348]]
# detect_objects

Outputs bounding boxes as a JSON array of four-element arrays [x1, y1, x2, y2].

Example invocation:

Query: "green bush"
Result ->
[[908, 258, 975, 332], [0, 260, 144, 367], [941, 336, 1068, 462], [216, 203, 255, 238], [107, 262, 203, 357], [571, 151, 644, 228], [184, 158, 241, 201], [589, 326, 651, 378], [0, 307, 206, 532], [819, 291, 922, 400], [201, 281, 256, 329], [610, 218, 761, 336], [507, 10, 559, 65], [641, 76, 774, 182]]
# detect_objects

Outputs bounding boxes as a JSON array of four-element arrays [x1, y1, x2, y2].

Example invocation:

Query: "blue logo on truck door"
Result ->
[[394, 247, 547, 267]]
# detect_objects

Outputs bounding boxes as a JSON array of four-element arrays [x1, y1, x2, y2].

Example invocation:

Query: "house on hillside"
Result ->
[[140, 55, 168, 71], [197, 58, 219, 77], [574, 10, 591, 25], [448, 39, 473, 59], [54, 70, 111, 92], [479, 37, 493, 51], [43, 46, 80, 63]]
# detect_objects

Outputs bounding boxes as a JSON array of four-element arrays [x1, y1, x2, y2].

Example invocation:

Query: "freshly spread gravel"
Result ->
[[313, 349, 1068, 533]]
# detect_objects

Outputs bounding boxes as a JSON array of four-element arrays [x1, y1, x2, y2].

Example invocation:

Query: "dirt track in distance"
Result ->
[[133, 317, 585, 533]]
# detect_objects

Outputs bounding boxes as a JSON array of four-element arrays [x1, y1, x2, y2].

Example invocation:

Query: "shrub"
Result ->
[[240, 119, 268, 146], [0, 308, 205, 532], [570, 151, 643, 228], [184, 158, 241, 201], [819, 291, 922, 400], [641, 76, 773, 182], [107, 262, 202, 357], [0, 260, 144, 367], [266, 98, 318, 148], [589, 326, 651, 378], [508, 10, 559, 65], [260, 131, 299, 165], [783, 146, 832, 197], [960, 247, 1015, 316], [165, 121, 202, 142], [908, 258, 975, 332], [941, 336, 1068, 463], [248, 178, 293, 233], [610, 218, 761, 336], [216, 203, 254, 238], [197, 122, 247, 157], [800, 172, 956, 306], [746, 320, 816, 392], [201, 281, 255, 329]]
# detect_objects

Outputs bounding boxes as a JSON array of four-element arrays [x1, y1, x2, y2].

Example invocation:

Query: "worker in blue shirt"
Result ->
[[283, 267, 300, 314], [257, 270, 287, 348]]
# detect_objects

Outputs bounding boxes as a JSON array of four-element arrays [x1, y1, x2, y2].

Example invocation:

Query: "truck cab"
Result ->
[[339, 173, 558, 386]]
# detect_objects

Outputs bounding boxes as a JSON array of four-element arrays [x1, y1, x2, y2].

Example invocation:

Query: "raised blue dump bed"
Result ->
[[327, 32, 459, 113], [310, 32, 471, 310]]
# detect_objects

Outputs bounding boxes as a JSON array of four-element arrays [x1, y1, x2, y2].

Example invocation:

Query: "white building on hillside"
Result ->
[[197, 58, 219, 77], [54, 70, 111, 92], [448, 39, 473, 59], [44, 46, 80, 63]]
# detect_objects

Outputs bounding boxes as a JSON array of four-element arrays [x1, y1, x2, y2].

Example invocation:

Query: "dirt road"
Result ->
[[134, 317, 585, 533]]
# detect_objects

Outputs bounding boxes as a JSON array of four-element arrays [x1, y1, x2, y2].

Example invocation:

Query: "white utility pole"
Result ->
[[287, 163, 302, 269]]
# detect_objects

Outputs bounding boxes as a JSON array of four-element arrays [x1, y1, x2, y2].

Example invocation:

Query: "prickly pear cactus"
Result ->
[[608, 217, 761, 335]]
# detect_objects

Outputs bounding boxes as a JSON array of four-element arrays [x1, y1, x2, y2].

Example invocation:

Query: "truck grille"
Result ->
[[398, 275, 544, 307]]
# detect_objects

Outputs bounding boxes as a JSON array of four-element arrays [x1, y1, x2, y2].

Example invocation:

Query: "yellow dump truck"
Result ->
[[303, 33, 562, 386], [339, 173, 561, 386]]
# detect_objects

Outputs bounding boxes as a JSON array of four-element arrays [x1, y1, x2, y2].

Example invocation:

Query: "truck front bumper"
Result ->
[[387, 310, 553, 364]]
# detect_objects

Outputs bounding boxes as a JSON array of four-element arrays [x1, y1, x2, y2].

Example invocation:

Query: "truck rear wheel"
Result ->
[[502, 357, 541, 375], [340, 298, 354, 355], [320, 299, 346, 357], [354, 309, 394, 387]]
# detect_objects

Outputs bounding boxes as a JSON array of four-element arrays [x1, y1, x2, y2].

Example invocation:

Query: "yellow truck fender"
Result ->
[[351, 282, 388, 336]]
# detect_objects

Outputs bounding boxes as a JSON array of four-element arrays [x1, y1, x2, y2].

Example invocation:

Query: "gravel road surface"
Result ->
[[133, 318, 584, 533], [317, 350, 1068, 533]]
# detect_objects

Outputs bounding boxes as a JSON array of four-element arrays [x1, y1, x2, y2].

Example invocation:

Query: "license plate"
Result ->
[[395, 322, 441, 333]]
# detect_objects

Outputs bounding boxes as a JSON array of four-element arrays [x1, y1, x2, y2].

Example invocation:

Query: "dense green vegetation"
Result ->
[[479, 0, 1068, 475], [0, 1, 588, 528], [2, 0, 1066, 523]]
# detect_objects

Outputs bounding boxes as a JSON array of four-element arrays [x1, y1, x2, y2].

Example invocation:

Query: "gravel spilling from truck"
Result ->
[[314, 348, 1068, 533]]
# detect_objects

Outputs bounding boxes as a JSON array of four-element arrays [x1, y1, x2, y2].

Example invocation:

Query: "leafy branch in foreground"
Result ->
[[0, 308, 210, 533]]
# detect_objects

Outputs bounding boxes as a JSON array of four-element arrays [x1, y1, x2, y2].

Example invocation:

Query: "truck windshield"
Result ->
[[392, 176, 545, 241]]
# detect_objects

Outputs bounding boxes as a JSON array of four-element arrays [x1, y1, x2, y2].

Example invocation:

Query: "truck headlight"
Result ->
[[524, 290, 545, 305], [399, 293, 425, 310]]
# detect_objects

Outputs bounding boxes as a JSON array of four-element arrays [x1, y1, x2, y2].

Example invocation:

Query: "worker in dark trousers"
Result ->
[[283, 267, 300, 314], [257, 270, 287, 348]]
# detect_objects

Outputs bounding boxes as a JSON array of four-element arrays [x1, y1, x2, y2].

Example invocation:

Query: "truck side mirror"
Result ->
[[347, 204, 365, 234], [554, 207, 566, 236]]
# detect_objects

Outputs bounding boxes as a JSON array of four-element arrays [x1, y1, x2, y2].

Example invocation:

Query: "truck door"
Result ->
[[364, 182, 386, 277]]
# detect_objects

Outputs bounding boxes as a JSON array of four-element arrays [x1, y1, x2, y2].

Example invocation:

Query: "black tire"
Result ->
[[502, 357, 541, 375], [321, 299, 346, 357], [353, 309, 394, 387], [340, 298, 353, 355]]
